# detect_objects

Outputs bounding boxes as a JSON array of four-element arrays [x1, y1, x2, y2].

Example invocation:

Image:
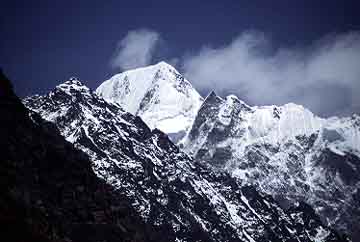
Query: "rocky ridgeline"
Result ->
[[23, 76, 349, 242], [182, 91, 360, 240], [0, 71, 159, 242]]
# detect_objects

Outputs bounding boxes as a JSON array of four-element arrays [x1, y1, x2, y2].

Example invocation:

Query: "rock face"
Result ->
[[0, 71, 157, 242], [96, 61, 203, 142], [23, 77, 348, 242], [181, 91, 360, 240]]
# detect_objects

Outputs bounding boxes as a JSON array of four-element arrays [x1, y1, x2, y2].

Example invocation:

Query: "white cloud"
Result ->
[[111, 29, 160, 70], [183, 31, 360, 116]]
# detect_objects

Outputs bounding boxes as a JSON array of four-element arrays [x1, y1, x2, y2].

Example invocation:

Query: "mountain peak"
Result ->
[[96, 62, 203, 141], [206, 90, 218, 98], [153, 61, 174, 69], [117, 61, 176, 76], [61, 76, 83, 86], [56, 77, 90, 94], [140, 61, 179, 76], [203, 90, 222, 104]]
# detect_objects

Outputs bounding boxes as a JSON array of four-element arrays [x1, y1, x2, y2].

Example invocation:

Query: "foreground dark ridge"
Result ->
[[0, 71, 160, 242], [22, 76, 349, 242]]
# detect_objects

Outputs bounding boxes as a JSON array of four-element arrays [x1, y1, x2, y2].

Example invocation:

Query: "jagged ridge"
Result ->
[[182, 91, 360, 240], [0, 71, 159, 242], [23, 77, 348, 242]]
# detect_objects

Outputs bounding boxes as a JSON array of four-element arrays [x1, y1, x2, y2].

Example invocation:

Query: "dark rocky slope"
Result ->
[[0, 70, 160, 242]]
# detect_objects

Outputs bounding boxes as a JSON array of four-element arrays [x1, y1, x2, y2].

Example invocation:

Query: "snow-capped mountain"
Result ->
[[181, 91, 360, 240], [1, 72, 157, 242], [96, 61, 203, 142], [23, 78, 347, 242]]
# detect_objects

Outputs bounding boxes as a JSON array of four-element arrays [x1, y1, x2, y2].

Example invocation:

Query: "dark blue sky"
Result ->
[[2, 0, 360, 98]]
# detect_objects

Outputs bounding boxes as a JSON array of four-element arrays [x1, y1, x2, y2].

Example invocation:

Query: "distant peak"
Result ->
[[225, 94, 250, 107], [154, 61, 173, 68], [60, 77, 84, 86], [226, 94, 239, 101], [56, 77, 90, 94], [208, 90, 217, 98], [152, 61, 179, 73], [112, 61, 178, 77], [203, 91, 222, 104], [69, 76, 81, 82]]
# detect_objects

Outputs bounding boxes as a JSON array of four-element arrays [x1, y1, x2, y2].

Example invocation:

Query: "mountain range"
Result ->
[[182, 89, 360, 239], [2, 60, 358, 241], [22, 75, 348, 242], [94, 62, 360, 239]]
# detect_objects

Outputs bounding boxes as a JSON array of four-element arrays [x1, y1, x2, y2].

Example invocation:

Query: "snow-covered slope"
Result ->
[[182, 91, 360, 240], [23, 79, 347, 242], [96, 61, 203, 142]]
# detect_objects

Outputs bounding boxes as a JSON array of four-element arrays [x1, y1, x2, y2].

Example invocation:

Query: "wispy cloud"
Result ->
[[111, 29, 160, 70], [182, 31, 360, 116]]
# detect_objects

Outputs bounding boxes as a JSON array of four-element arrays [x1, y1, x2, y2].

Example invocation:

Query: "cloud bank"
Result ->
[[111, 29, 160, 70], [183, 31, 360, 116]]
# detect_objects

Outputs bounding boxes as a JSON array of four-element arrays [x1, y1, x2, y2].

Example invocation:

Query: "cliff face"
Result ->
[[0, 70, 159, 242], [181, 91, 360, 239]]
